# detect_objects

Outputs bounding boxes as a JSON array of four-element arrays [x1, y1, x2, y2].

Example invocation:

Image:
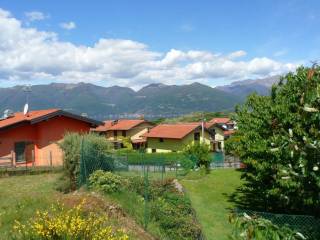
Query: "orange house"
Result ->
[[0, 109, 102, 167]]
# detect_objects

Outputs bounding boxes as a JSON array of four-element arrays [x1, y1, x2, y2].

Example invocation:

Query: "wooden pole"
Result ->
[[49, 151, 52, 167]]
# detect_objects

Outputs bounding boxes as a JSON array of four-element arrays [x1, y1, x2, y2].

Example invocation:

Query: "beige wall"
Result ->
[[128, 122, 153, 140], [213, 127, 225, 151], [146, 130, 211, 153], [106, 122, 153, 141]]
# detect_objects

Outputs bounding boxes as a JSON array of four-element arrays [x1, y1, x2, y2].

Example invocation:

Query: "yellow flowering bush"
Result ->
[[12, 200, 129, 240]]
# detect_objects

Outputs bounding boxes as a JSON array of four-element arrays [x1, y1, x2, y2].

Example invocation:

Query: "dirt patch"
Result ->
[[59, 190, 155, 240]]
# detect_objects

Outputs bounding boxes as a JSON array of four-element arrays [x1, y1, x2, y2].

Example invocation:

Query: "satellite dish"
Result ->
[[23, 103, 29, 115]]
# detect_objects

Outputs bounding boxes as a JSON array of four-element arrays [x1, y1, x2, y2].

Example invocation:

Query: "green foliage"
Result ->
[[226, 66, 320, 216], [58, 132, 82, 191], [111, 176, 202, 240], [150, 196, 202, 240], [147, 179, 202, 240], [54, 174, 73, 193], [229, 213, 306, 240], [183, 143, 211, 172], [118, 137, 133, 150], [59, 132, 113, 190], [12, 201, 129, 240], [89, 170, 126, 193], [116, 151, 188, 166]]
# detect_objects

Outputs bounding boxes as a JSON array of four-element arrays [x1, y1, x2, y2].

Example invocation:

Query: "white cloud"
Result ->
[[60, 21, 76, 30], [0, 8, 299, 89], [25, 11, 48, 22], [228, 50, 247, 59]]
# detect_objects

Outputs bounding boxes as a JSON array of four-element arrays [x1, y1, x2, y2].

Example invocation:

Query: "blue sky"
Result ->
[[0, 0, 318, 88]]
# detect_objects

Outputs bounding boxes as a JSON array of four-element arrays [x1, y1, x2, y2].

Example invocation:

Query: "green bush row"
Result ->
[[88, 170, 202, 240]]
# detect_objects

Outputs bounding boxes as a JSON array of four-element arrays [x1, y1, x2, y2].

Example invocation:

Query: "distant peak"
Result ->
[[140, 83, 167, 90], [189, 82, 210, 88], [146, 83, 166, 88]]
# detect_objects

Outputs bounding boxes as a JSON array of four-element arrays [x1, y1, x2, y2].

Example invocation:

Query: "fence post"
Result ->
[[49, 151, 53, 168], [32, 150, 35, 167], [11, 150, 15, 168], [143, 162, 149, 230]]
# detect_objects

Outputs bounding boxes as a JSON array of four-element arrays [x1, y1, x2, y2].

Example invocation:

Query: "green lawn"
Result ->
[[0, 169, 242, 240], [0, 173, 154, 240], [0, 173, 61, 239], [181, 169, 242, 240]]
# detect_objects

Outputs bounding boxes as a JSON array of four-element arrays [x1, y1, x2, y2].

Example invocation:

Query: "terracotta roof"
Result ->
[[210, 117, 230, 124], [92, 120, 114, 132], [0, 109, 102, 131], [143, 123, 201, 139], [109, 119, 148, 131], [206, 117, 231, 128]]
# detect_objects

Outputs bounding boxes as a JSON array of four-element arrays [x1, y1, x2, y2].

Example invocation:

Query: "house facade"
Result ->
[[0, 109, 102, 166], [206, 117, 236, 152], [93, 119, 153, 149], [143, 123, 211, 153]]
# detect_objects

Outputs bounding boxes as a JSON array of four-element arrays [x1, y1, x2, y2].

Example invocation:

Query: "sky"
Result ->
[[0, 0, 319, 89]]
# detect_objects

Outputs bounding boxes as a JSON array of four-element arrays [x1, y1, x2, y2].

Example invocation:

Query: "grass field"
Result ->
[[0, 173, 154, 240], [0, 169, 242, 240], [0, 173, 61, 239], [181, 169, 242, 240]]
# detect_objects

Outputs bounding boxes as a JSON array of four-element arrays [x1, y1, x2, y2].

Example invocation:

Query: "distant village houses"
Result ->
[[143, 123, 211, 153], [92, 119, 154, 149]]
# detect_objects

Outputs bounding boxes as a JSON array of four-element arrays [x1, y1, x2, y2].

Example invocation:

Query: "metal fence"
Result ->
[[235, 209, 320, 239], [211, 152, 242, 169]]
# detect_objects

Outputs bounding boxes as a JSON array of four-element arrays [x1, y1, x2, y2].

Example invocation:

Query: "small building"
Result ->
[[143, 123, 211, 153], [206, 117, 236, 152], [0, 109, 102, 167], [93, 119, 154, 149]]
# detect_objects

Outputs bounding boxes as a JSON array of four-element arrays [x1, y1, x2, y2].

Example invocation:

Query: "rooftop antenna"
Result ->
[[23, 85, 31, 116]]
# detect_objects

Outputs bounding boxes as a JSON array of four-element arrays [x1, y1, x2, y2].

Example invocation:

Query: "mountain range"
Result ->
[[0, 76, 279, 120]]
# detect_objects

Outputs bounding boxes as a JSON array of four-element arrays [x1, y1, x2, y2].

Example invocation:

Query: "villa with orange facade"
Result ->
[[0, 109, 102, 167]]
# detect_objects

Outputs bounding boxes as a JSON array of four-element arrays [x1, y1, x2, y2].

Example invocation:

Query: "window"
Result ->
[[194, 132, 200, 141], [113, 130, 118, 137], [14, 141, 34, 163], [159, 138, 164, 142], [15, 142, 26, 162], [152, 149, 156, 153], [122, 130, 126, 137]]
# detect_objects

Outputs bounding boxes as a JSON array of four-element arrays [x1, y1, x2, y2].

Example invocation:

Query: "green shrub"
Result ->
[[229, 213, 306, 240], [59, 133, 113, 190], [183, 142, 211, 173], [150, 195, 201, 240], [54, 174, 73, 193], [126, 176, 145, 195], [12, 201, 129, 240], [147, 179, 202, 239], [226, 66, 320, 215], [89, 170, 125, 193]]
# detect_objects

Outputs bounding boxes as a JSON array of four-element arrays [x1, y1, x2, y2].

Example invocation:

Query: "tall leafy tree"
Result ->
[[226, 66, 320, 216]]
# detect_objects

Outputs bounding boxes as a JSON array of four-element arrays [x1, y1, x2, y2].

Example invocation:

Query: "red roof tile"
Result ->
[[109, 119, 148, 131], [0, 109, 59, 129], [93, 120, 114, 132], [209, 117, 230, 124], [143, 123, 201, 139], [206, 117, 231, 128], [0, 109, 102, 130]]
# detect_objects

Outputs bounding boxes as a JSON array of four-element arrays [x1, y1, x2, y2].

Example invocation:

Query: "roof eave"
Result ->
[[30, 110, 103, 127]]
